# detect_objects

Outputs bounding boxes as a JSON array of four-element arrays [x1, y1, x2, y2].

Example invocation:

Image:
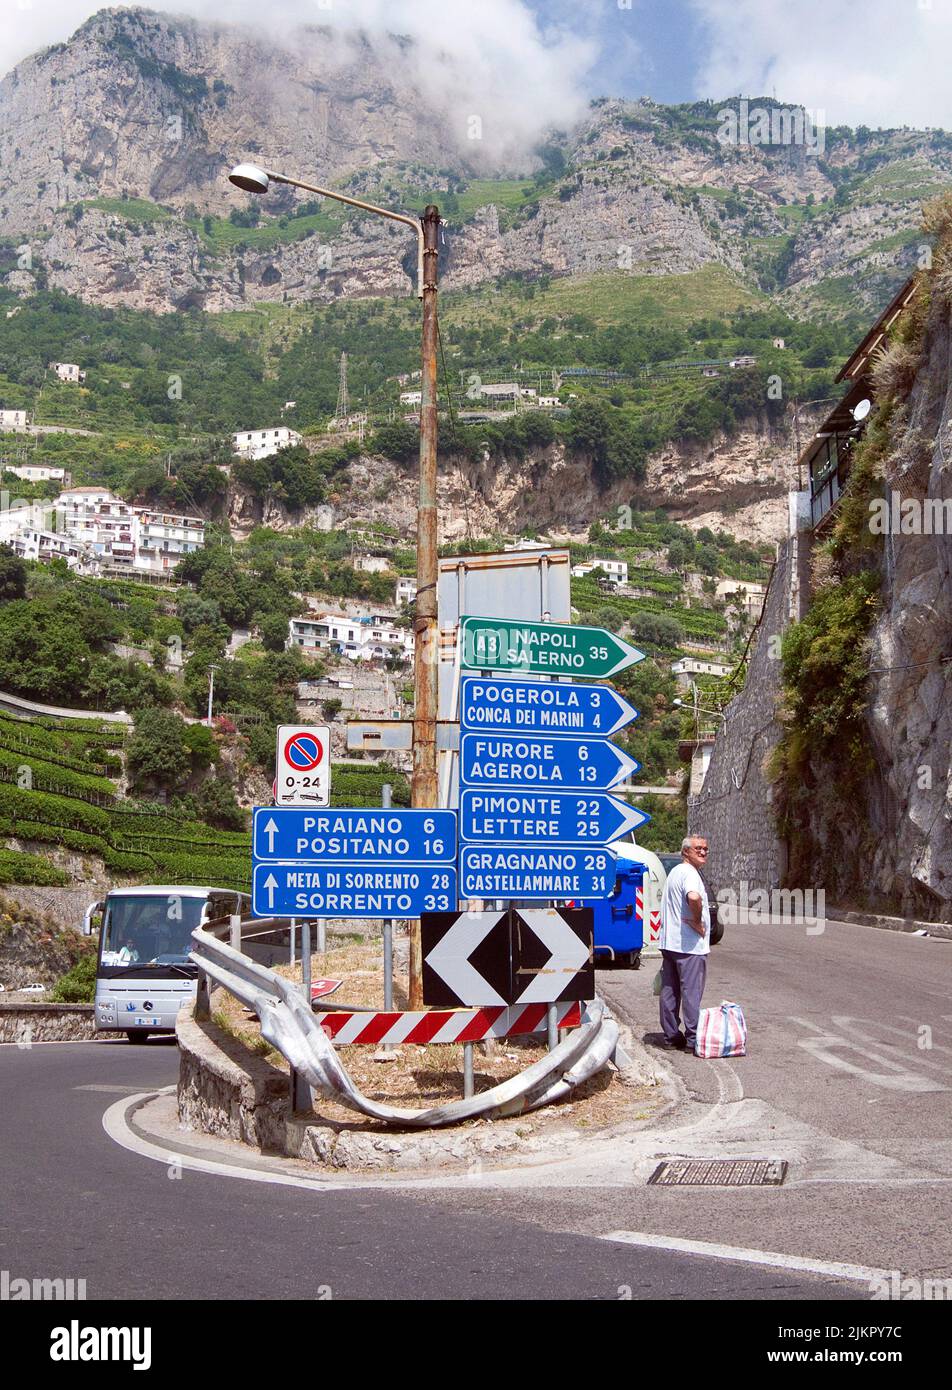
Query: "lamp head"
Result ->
[[228, 163, 270, 195]]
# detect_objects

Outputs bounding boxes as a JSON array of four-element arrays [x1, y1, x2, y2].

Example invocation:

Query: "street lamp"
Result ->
[[206, 663, 218, 726], [228, 163, 440, 1006]]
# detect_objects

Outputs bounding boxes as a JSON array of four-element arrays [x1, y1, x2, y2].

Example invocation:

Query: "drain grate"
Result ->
[[648, 1158, 788, 1187]]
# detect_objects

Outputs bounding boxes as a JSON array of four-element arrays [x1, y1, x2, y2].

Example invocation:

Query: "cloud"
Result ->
[[1, 1, 596, 165], [690, 0, 952, 130]]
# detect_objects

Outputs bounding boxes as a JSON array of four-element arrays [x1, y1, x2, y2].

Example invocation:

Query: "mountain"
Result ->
[[2, 7, 950, 317]]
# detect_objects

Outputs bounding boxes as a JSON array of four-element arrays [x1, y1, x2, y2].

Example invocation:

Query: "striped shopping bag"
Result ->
[[695, 1001, 747, 1058]]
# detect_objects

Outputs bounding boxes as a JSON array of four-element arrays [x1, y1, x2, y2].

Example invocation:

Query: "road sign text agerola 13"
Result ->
[[275, 725, 330, 807], [460, 733, 639, 791], [460, 616, 645, 679]]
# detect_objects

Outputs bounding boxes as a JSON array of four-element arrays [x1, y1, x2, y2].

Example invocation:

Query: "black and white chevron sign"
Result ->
[[422, 906, 594, 1008]]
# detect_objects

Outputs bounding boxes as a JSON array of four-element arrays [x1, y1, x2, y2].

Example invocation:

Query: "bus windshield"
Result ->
[[100, 894, 206, 967]]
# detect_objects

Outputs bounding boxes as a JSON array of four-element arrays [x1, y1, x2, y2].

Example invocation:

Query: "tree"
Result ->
[[370, 421, 418, 463], [182, 722, 218, 769], [260, 613, 290, 652], [667, 539, 690, 572], [177, 591, 221, 632], [127, 709, 192, 791], [0, 545, 27, 602], [194, 774, 247, 830]]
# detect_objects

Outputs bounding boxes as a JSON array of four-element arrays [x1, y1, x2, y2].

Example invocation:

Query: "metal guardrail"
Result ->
[[189, 917, 619, 1130]]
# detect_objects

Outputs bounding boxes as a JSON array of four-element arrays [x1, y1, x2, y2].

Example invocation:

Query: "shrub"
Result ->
[[50, 952, 97, 1003]]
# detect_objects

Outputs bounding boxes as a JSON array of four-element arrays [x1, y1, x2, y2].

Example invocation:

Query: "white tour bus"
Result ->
[[88, 885, 251, 1041]]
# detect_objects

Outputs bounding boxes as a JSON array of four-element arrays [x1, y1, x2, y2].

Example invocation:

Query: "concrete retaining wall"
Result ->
[[0, 1002, 96, 1042], [176, 1001, 568, 1171]]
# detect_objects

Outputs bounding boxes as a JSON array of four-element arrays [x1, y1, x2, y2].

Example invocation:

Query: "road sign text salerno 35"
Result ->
[[459, 616, 645, 679]]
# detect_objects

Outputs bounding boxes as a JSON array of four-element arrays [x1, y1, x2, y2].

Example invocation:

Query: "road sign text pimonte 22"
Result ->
[[460, 617, 645, 679]]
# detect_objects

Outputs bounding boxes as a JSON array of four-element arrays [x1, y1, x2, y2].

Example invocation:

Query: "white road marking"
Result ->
[[833, 1016, 952, 1071], [788, 1017, 947, 1092], [75, 1083, 145, 1093], [600, 1230, 890, 1284]]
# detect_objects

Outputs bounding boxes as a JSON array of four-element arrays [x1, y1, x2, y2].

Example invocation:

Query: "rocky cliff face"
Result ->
[[863, 286, 952, 918], [2, 9, 948, 316], [224, 407, 804, 548]]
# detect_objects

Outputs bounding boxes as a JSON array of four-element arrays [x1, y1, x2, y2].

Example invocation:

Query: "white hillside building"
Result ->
[[571, 558, 629, 588], [232, 427, 302, 461], [49, 363, 86, 384]]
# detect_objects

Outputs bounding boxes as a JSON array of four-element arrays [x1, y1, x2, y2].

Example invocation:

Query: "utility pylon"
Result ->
[[335, 351, 349, 423]]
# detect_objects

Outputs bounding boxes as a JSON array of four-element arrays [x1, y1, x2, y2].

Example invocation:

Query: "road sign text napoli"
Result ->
[[460, 675, 639, 736], [460, 616, 645, 679], [253, 807, 457, 863]]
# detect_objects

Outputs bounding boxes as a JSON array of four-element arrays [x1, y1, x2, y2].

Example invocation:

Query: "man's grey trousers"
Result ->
[[660, 949, 708, 1046]]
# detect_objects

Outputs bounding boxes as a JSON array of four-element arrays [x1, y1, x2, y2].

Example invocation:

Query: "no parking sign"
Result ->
[[275, 725, 331, 807]]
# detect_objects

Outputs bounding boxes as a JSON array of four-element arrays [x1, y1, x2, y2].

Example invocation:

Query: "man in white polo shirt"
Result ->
[[658, 834, 710, 1051]]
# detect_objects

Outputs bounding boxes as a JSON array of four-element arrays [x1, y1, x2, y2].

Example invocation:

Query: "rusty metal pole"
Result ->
[[409, 203, 440, 1009]]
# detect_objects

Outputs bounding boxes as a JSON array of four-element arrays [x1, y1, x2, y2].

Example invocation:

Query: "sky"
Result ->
[[3, 0, 952, 132]]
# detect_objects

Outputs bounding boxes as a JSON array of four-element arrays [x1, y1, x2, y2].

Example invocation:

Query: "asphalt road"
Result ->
[[421, 915, 952, 1280], [0, 1039, 860, 1302]]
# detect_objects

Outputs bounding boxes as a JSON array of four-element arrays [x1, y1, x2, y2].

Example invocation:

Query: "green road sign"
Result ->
[[460, 616, 645, 679]]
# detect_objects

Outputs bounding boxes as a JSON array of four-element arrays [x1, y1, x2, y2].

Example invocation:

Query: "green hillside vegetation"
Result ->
[[0, 268, 852, 493]]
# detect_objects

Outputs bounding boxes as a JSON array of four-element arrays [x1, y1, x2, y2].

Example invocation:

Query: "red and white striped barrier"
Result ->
[[637, 886, 662, 951], [316, 1001, 583, 1047]]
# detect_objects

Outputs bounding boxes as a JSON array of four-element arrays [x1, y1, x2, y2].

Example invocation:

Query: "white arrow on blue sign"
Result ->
[[252, 863, 457, 918], [460, 733, 639, 791], [459, 846, 619, 900], [252, 806, 457, 863], [460, 789, 649, 846], [460, 676, 639, 738]]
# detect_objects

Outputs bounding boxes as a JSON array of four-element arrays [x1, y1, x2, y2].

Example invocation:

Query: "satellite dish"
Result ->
[[228, 163, 270, 195], [852, 398, 872, 423]]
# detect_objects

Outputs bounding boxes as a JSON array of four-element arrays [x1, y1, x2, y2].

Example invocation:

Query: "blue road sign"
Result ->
[[460, 676, 639, 737], [253, 807, 457, 863], [460, 790, 650, 846], [459, 846, 616, 901], [460, 732, 639, 791], [253, 863, 457, 918]]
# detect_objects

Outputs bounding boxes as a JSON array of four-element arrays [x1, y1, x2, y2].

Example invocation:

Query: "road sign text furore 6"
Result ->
[[460, 733, 638, 791]]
